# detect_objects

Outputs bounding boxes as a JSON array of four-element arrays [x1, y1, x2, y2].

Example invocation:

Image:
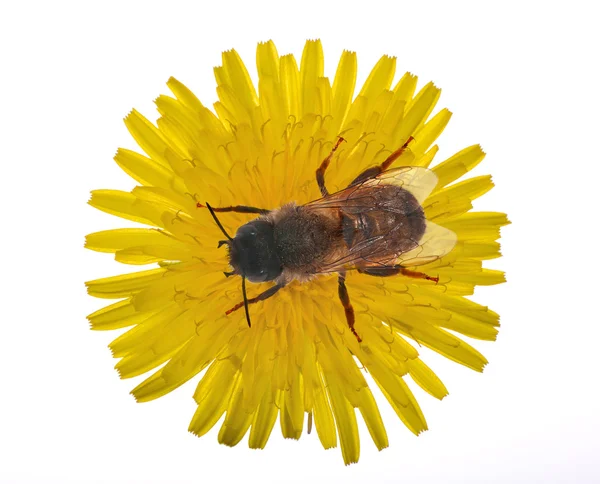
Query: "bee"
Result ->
[[200, 136, 457, 341]]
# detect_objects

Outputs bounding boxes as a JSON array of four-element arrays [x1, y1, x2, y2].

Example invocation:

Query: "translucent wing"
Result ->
[[367, 166, 438, 204], [305, 166, 438, 211], [315, 219, 457, 273], [303, 167, 455, 274], [395, 220, 457, 267]]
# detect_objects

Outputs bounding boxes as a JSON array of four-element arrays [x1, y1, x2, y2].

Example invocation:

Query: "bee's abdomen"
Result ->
[[342, 185, 426, 253]]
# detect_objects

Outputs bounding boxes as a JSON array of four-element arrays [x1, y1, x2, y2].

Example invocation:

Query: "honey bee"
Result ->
[[200, 137, 457, 341]]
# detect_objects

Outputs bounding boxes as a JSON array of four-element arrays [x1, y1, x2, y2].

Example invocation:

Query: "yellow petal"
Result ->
[[189, 361, 239, 438], [396, 82, 441, 143], [86, 268, 165, 299], [326, 380, 359, 465], [433, 144, 486, 187], [218, 383, 255, 446], [300, 39, 324, 115], [357, 387, 389, 451], [331, 50, 357, 130], [256, 40, 280, 80], [407, 359, 449, 400], [88, 190, 155, 226], [221, 49, 259, 113], [280, 54, 300, 119], [124, 109, 175, 166], [249, 390, 280, 449], [358, 55, 396, 101], [85, 228, 170, 253], [87, 298, 149, 331]]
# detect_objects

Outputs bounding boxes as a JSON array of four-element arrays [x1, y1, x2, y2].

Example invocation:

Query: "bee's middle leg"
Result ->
[[337, 272, 362, 342], [348, 136, 414, 187]]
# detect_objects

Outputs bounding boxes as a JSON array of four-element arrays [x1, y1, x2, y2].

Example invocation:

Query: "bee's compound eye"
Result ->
[[237, 225, 258, 238]]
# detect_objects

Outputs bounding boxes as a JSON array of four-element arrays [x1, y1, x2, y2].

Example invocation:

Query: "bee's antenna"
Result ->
[[205, 202, 233, 241], [241, 276, 252, 328]]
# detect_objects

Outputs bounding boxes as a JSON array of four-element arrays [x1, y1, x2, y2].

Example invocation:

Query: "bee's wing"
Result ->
[[305, 166, 438, 209], [365, 166, 438, 204], [394, 220, 457, 267], [315, 219, 456, 273], [304, 167, 455, 273]]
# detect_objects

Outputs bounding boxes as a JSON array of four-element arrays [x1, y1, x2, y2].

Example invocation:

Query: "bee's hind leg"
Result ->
[[359, 265, 439, 283], [337, 272, 362, 342]]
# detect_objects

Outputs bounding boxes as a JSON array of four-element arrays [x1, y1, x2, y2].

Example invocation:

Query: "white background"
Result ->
[[1, 1, 598, 483]]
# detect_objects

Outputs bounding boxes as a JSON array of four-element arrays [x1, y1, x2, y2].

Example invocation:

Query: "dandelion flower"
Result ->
[[86, 39, 508, 465]]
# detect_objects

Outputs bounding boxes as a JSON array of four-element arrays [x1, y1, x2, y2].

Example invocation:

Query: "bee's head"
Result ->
[[204, 203, 282, 328], [228, 220, 283, 283]]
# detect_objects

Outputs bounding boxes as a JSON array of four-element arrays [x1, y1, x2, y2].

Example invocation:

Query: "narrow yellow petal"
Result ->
[[217, 84, 251, 125], [332, 50, 357, 130], [413, 108, 452, 155], [316, 76, 332, 117], [166, 76, 205, 111], [300, 39, 324, 115], [312, 369, 337, 449], [213, 100, 238, 129], [116, 244, 195, 267], [280, 54, 300, 119], [280, 370, 304, 439], [131, 318, 239, 402], [393, 72, 418, 103], [396, 82, 441, 143], [88, 190, 155, 226], [115, 309, 198, 378], [429, 174, 494, 205], [85, 228, 170, 253], [86, 268, 165, 299], [114, 148, 177, 189], [433, 144, 486, 187], [358, 55, 396, 101], [407, 359, 449, 400], [326, 380, 360, 465], [167, 77, 227, 136], [189, 362, 239, 437], [124, 109, 174, 167], [376, 375, 428, 435], [256, 40, 280, 80], [249, 390, 280, 449], [396, 320, 489, 372], [218, 385, 255, 446], [441, 311, 500, 341], [357, 388, 389, 451], [222, 49, 259, 113], [109, 304, 184, 357], [443, 212, 510, 241], [87, 298, 149, 331], [461, 240, 502, 260]]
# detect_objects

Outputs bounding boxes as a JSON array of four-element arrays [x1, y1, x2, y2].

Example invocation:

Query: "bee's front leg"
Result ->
[[196, 203, 270, 214]]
